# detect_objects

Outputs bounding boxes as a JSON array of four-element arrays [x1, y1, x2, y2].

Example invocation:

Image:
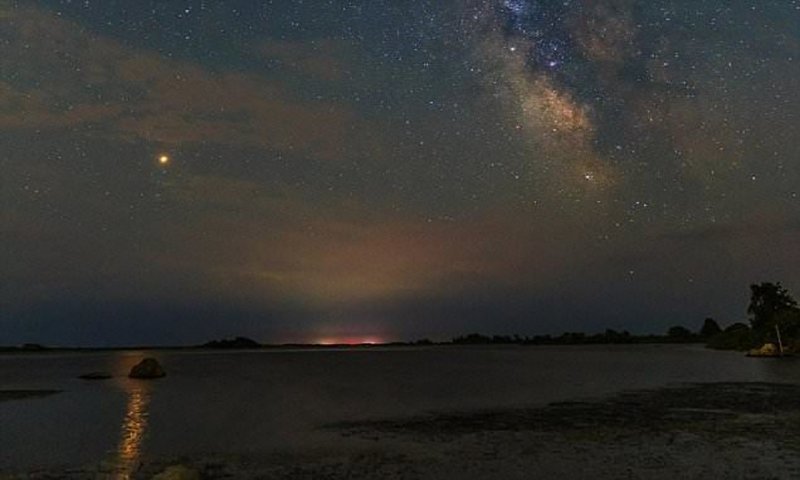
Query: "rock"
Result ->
[[0, 390, 61, 402], [128, 358, 166, 379], [747, 343, 780, 357], [152, 465, 200, 480], [78, 372, 112, 380]]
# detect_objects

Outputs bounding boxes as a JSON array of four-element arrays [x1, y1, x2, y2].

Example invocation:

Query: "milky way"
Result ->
[[1, 0, 798, 345], [472, 0, 798, 225]]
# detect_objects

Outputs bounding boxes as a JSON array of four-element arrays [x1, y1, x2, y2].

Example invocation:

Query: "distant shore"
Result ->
[[0, 330, 709, 354]]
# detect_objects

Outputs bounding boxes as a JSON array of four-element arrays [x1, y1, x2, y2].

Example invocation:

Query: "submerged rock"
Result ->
[[152, 465, 200, 480], [129, 358, 166, 379], [0, 389, 61, 402], [78, 372, 112, 380]]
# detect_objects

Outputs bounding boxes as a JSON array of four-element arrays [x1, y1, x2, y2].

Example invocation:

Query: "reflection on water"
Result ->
[[115, 387, 150, 478], [113, 358, 153, 479]]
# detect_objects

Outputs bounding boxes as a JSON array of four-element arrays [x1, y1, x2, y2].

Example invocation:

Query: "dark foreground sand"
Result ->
[[7, 382, 800, 479]]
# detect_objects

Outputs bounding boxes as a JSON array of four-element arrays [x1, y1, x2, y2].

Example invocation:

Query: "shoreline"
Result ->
[[4, 381, 800, 479], [0, 341, 711, 355]]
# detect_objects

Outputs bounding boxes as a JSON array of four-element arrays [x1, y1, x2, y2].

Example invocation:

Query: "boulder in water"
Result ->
[[128, 358, 166, 379]]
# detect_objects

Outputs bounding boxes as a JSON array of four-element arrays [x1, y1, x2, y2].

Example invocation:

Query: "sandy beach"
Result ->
[[7, 381, 800, 479]]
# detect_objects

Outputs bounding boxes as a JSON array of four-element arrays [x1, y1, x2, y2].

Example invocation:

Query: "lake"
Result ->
[[1, 344, 798, 474]]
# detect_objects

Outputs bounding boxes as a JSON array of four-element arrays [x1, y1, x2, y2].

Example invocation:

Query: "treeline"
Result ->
[[445, 323, 711, 346], [444, 282, 800, 352], [194, 328, 712, 349], [705, 282, 800, 352]]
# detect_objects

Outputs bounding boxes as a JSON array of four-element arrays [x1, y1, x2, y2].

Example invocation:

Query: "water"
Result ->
[[1, 345, 798, 473]]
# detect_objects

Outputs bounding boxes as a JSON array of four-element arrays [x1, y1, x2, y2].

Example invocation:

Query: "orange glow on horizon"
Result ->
[[315, 336, 385, 346]]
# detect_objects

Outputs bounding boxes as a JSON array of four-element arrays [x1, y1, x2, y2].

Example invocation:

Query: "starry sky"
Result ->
[[1, 0, 799, 346]]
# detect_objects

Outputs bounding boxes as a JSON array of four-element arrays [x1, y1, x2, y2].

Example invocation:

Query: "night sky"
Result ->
[[2, 0, 798, 346]]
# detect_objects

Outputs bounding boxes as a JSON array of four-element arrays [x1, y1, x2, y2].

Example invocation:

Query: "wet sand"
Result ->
[[9, 382, 800, 479]]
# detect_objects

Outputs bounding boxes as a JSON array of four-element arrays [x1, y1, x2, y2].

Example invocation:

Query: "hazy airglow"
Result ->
[[315, 336, 385, 346]]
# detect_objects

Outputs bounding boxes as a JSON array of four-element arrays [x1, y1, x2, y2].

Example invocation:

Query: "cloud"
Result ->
[[100, 172, 599, 309], [657, 217, 800, 243], [0, 81, 127, 129], [0, 6, 363, 160], [258, 39, 351, 81]]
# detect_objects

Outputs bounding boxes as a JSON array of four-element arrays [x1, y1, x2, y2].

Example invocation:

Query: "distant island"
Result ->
[[3, 282, 797, 355], [200, 336, 262, 349]]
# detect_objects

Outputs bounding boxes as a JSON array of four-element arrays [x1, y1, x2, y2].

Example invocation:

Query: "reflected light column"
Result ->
[[115, 385, 151, 479]]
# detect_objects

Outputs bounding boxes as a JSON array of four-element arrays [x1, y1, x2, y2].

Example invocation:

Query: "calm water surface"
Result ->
[[1, 345, 798, 472]]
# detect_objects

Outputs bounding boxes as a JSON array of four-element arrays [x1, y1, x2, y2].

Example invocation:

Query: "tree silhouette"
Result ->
[[747, 282, 798, 331], [667, 325, 692, 339], [700, 318, 722, 337]]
